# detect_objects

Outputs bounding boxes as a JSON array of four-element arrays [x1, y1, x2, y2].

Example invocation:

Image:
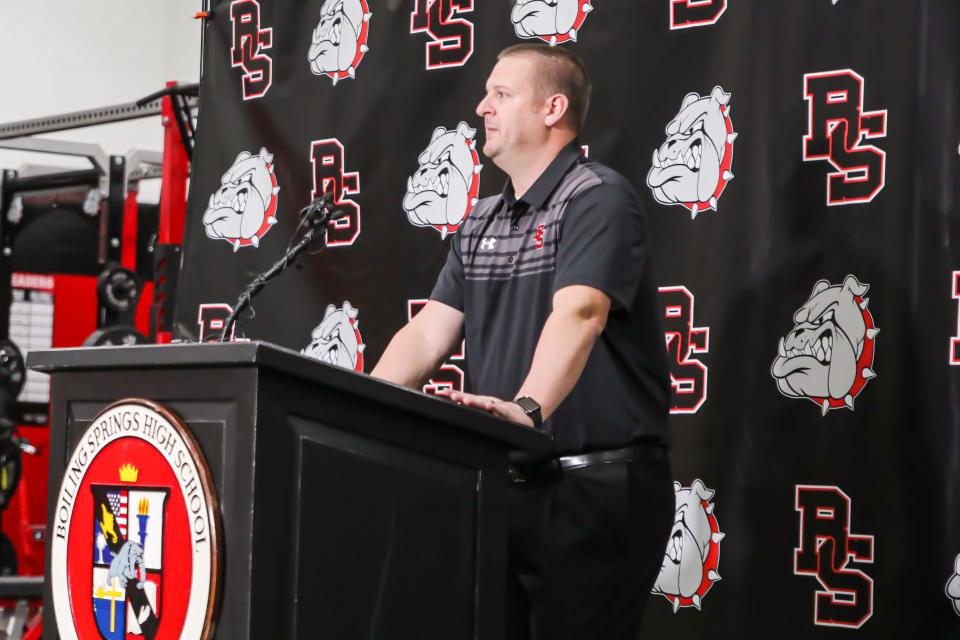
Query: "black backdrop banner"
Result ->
[[174, 0, 960, 636]]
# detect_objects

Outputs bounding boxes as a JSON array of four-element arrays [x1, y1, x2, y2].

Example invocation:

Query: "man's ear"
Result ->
[[544, 93, 570, 128]]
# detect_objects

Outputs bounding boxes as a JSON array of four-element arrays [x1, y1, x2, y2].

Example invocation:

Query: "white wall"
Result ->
[[0, 0, 203, 201]]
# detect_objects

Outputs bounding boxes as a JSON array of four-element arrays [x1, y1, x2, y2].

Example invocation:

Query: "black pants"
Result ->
[[505, 454, 674, 640]]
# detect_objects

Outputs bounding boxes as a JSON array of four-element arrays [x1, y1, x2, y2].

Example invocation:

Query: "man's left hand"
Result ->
[[436, 389, 535, 427]]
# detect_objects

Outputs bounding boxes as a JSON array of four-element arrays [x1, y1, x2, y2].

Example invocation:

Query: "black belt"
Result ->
[[508, 442, 666, 485]]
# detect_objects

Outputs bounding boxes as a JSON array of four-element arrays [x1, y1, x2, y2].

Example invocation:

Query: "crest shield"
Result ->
[[91, 483, 168, 640]]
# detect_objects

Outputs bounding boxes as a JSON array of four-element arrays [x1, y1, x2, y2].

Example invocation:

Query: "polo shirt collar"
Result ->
[[503, 141, 583, 210]]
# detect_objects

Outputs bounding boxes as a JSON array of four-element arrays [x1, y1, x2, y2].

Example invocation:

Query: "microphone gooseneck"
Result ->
[[218, 193, 347, 343]]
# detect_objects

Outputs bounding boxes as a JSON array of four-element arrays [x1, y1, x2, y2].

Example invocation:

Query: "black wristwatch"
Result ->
[[514, 396, 543, 428]]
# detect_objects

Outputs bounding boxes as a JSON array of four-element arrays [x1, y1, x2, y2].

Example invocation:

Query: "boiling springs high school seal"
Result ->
[[50, 400, 220, 640]]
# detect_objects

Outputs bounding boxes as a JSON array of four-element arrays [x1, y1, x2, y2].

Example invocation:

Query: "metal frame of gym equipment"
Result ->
[[0, 82, 197, 344]]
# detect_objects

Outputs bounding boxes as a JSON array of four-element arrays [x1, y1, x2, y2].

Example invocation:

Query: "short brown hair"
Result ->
[[498, 44, 592, 133]]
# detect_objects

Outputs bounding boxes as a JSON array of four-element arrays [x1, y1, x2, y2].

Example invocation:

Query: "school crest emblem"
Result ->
[[50, 400, 220, 639]]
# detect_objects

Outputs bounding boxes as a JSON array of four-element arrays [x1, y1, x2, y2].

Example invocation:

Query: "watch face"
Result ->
[[515, 397, 540, 413]]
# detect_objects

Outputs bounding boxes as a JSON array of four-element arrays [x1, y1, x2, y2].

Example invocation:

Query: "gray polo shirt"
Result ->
[[430, 142, 670, 454]]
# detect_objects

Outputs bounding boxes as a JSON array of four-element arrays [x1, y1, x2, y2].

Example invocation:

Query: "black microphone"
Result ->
[[299, 191, 335, 222], [218, 193, 345, 342], [319, 206, 350, 225]]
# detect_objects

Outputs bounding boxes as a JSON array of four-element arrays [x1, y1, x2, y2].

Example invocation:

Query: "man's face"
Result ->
[[475, 55, 549, 163]]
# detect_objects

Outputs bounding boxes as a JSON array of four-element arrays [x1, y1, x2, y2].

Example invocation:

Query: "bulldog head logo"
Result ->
[[653, 479, 723, 612], [771, 275, 878, 415], [302, 301, 365, 372], [647, 86, 736, 220], [946, 554, 960, 616], [511, 0, 594, 46], [308, 0, 371, 85], [403, 122, 482, 238], [202, 147, 280, 251]]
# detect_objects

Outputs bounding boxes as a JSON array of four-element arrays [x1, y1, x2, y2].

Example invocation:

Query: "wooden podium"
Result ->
[[30, 341, 551, 639]]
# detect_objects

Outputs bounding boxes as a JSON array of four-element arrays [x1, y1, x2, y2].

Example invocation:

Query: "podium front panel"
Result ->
[[44, 368, 258, 639], [285, 419, 477, 637]]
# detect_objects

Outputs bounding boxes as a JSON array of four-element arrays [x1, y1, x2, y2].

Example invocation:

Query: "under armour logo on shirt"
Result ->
[[481, 237, 497, 250]]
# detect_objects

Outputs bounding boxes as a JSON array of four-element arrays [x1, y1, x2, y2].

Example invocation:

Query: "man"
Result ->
[[372, 44, 673, 639]]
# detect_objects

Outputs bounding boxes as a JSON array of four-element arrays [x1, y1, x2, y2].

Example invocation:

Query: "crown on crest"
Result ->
[[118, 463, 139, 483]]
